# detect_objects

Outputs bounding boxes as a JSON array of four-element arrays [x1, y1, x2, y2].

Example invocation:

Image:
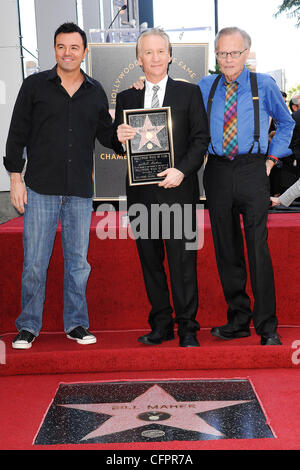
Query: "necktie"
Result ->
[[151, 85, 160, 108], [223, 81, 238, 160]]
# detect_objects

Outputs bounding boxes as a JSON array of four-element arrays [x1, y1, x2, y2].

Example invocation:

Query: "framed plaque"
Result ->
[[123, 107, 175, 186]]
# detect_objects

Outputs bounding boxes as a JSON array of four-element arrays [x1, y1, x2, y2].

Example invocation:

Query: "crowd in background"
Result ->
[[269, 92, 300, 204]]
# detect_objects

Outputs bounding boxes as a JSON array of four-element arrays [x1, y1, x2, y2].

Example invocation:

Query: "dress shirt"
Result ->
[[4, 66, 122, 197], [198, 66, 295, 158], [144, 75, 168, 108]]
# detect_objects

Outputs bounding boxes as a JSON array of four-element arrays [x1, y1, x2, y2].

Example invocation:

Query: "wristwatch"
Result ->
[[266, 156, 278, 165]]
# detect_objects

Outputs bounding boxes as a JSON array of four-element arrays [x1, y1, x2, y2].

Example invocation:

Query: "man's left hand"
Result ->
[[157, 168, 184, 188]]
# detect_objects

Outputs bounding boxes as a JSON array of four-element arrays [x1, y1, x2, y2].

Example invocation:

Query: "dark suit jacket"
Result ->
[[115, 77, 209, 207], [291, 109, 300, 160]]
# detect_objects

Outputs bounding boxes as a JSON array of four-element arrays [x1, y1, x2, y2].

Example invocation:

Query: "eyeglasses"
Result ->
[[216, 48, 248, 60]]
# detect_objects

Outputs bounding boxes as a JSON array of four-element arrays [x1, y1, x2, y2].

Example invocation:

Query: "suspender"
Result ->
[[207, 72, 261, 155], [207, 74, 222, 155], [249, 71, 261, 154]]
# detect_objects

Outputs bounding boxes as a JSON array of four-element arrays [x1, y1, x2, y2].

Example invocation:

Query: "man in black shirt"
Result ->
[[4, 23, 122, 349]]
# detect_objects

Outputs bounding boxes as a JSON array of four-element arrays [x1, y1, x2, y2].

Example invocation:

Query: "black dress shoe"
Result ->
[[138, 329, 174, 345], [211, 324, 250, 340], [261, 333, 282, 345], [179, 335, 200, 347]]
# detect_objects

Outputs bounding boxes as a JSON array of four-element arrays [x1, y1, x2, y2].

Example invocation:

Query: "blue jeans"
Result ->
[[15, 188, 93, 336]]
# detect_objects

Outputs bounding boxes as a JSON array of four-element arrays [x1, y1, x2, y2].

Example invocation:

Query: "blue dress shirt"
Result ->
[[198, 66, 295, 158]]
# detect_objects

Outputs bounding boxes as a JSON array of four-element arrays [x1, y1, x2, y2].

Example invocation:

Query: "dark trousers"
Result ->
[[130, 202, 200, 336], [203, 154, 277, 335]]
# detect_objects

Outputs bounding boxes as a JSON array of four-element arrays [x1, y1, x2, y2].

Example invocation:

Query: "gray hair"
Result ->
[[136, 27, 172, 58], [291, 94, 300, 105], [214, 27, 252, 51]]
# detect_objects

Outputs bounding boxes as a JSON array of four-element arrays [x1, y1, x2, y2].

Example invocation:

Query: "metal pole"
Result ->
[[16, 0, 25, 80], [214, 0, 218, 35], [214, 0, 219, 67]]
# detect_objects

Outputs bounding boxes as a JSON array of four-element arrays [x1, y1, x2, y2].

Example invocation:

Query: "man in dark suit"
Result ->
[[289, 94, 300, 161], [115, 28, 209, 347]]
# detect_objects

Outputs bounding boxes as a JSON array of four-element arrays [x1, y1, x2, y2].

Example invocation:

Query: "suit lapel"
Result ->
[[162, 77, 177, 107], [135, 88, 145, 108]]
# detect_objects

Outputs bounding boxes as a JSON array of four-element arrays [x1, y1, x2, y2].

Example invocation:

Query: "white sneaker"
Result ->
[[12, 330, 36, 349], [66, 326, 97, 345]]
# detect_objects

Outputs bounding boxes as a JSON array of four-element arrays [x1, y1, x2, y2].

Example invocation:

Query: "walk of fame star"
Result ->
[[134, 115, 165, 150], [34, 380, 275, 444], [58, 384, 251, 441]]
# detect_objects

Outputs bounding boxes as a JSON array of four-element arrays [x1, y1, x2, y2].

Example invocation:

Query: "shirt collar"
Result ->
[[46, 65, 95, 87], [46, 66, 59, 81], [145, 74, 168, 93], [222, 65, 249, 87]]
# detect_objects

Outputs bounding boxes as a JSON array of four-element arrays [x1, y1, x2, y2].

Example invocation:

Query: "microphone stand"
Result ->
[[106, 5, 127, 42]]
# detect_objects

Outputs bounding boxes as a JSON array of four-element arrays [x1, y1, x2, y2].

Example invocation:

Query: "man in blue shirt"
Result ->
[[199, 27, 295, 345]]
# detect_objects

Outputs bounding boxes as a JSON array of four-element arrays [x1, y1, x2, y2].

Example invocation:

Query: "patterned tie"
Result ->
[[223, 81, 238, 159], [151, 85, 160, 108]]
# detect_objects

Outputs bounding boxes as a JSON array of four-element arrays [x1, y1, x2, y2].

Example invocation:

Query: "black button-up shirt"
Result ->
[[4, 66, 123, 197]]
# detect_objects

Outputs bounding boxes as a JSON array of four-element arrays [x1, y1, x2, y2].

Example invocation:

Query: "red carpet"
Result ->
[[1, 369, 300, 450], [1, 326, 300, 376], [1, 210, 300, 376], [1, 211, 300, 451], [1, 210, 300, 334]]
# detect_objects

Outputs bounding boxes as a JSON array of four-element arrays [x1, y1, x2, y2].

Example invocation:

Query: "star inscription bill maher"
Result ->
[[34, 380, 275, 444], [58, 385, 251, 441], [134, 115, 165, 150], [127, 110, 171, 153]]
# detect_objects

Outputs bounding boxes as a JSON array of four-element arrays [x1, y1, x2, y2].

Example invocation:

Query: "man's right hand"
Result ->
[[117, 124, 137, 144], [10, 173, 27, 214], [131, 78, 145, 90]]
